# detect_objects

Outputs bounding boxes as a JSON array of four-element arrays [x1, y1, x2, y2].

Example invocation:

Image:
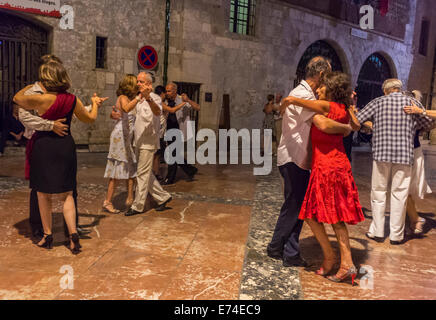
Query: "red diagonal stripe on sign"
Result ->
[[142, 51, 154, 64]]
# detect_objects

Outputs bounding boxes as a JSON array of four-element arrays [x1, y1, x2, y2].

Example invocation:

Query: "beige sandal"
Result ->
[[102, 201, 120, 214], [413, 217, 425, 235]]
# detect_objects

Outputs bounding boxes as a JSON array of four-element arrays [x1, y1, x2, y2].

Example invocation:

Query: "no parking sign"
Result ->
[[137, 46, 158, 70]]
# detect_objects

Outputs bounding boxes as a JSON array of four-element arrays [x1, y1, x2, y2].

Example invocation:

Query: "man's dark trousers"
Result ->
[[30, 188, 79, 234], [165, 105, 197, 183], [267, 161, 310, 259]]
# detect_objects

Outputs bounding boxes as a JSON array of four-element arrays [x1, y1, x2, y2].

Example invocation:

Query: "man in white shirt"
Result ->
[[267, 57, 353, 267], [124, 72, 172, 216]]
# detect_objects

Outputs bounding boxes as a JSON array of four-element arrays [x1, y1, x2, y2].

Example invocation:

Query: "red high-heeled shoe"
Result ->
[[327, 266, 358, 286]]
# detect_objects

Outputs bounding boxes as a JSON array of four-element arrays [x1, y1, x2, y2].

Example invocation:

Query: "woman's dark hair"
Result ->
[[155, 85, 165, 95], [267, 94, 274, 102], [321, 71, 353, 107]]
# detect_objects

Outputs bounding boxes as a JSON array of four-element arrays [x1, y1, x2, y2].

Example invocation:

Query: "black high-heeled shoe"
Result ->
[[68, 233, 82, 255], [37, 233, 53, 250]]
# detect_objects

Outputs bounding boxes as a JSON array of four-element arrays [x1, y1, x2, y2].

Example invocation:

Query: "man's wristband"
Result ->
[[422, 110, 427, 116]]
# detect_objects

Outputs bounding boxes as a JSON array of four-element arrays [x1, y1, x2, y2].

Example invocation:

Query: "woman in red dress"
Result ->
[[284, 72, 364, 285]]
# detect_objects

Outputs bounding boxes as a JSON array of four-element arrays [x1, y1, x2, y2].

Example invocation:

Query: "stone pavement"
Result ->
[[0, 147, 435, 300]]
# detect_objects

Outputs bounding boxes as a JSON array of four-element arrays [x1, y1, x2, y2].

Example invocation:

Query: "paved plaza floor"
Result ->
[[0, 146, 435, 300]]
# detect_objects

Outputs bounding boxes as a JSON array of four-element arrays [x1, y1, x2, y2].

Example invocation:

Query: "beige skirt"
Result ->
[[410, 147, 432, 200], [104, 159, 137, 180]]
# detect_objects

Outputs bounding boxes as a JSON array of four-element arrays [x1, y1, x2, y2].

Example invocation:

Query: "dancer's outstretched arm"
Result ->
[[182, 93, 200, 111], [74, 96, 99, 123], [313, 115, 352, 136], [348, 105, 361, 131], [162, 101, 186, 114], [120, 95, 141, 113], [404, 101, 436, 120], [280, 96, 330, 115]]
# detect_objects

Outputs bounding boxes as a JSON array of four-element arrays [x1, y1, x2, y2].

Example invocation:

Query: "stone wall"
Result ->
[[170, 0, 417, 133], [33, 0, 166, 146], [405, 0, 436, 144]]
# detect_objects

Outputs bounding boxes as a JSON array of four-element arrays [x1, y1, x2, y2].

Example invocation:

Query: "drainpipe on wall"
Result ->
[[163, 0, 171, 86], [430, 52, 436, 144]]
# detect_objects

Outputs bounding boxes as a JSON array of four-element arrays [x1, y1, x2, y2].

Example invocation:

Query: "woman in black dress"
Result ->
[[13, 61, 100, 254]]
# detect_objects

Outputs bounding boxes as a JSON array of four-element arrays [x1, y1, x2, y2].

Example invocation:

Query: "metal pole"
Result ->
[[163, 0, 171, 86]]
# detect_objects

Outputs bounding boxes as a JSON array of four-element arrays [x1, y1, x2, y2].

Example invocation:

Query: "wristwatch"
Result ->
[[422, 110, 427, 116]]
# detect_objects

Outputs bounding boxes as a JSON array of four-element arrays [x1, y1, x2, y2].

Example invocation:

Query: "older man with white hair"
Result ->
[[121, 72, 172, 216], [356, 78, 434, 245]]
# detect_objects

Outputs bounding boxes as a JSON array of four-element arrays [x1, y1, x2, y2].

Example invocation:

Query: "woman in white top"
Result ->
[[403, 90, 433, 235], [103, 74, 137, 213]]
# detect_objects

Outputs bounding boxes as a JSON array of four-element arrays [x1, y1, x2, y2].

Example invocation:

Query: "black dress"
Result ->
[[30, 94, 77, 194]]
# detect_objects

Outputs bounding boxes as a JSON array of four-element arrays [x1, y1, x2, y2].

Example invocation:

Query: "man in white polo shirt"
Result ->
[[267, 57, 353, 267]]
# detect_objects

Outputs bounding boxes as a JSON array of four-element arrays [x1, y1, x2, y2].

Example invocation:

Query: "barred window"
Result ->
[[96, 36, 107, 69], [229, 0, 256, 36]]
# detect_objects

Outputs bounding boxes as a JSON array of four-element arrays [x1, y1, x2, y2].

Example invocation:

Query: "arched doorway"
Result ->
[[355, 53, 393, 109], [0, 11, 48, 153], [295, 40, 343, 87]]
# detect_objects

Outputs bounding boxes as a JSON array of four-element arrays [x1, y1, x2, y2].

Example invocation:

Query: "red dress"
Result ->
[[299, 102, 364, 225]]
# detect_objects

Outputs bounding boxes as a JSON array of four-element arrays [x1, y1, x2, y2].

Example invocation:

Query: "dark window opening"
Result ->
[[356, 53, 392, 109], [229, 0, 256, 36], [96, 36, 107, 69], [419, 20, 430, 56]]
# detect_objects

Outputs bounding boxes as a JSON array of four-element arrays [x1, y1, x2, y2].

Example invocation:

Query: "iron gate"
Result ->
[[0, 11, 48, 153], [356, 53, 392, 109]]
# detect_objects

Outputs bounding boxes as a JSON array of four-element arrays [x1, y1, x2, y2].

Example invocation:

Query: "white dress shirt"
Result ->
[[174, 95, 193, 141], [277, 80, 316, 170], [134, 92, 162, 150], [19, 83, 53, 138]]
